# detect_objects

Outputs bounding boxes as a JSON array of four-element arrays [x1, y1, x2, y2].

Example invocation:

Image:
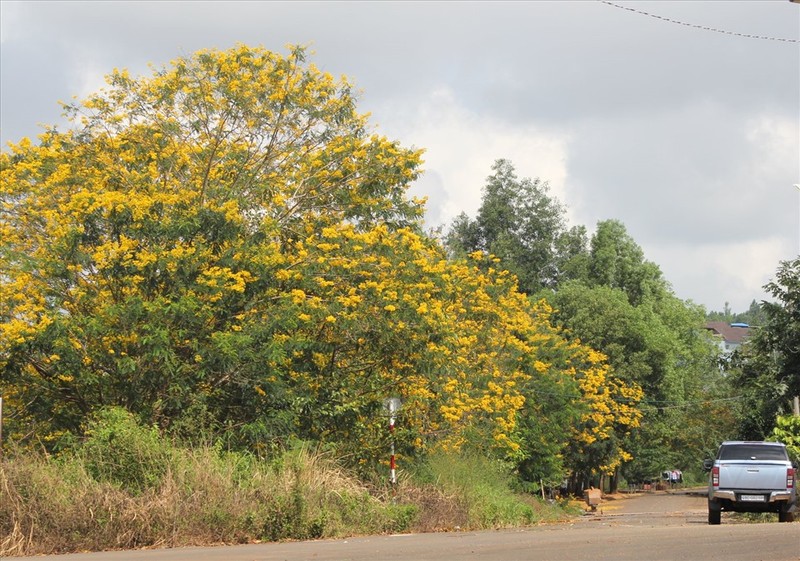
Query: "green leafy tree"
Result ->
[[512, 298, 642, 488], [587, 220, 667, 307], [542, 222, 724, 488], [444, 159, 572, 293], [732, 258, 800, 439], [554, 225, 590, 285]]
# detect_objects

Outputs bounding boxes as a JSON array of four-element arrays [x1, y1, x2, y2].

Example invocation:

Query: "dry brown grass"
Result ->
[[0, 442, 572, 556], [0, 444, 415, 557], [399, 484, 470, 532]]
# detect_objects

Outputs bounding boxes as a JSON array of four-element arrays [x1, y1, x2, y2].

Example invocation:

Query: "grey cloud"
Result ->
[[409, 168, 448, 231], [565, 102, 797, 247], [2, 0, 798, 312]]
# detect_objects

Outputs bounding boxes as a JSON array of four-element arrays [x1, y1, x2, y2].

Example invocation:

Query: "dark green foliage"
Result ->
[[444, 159, 730, 492], [516, 368, 582, 486], [730, 258, 800, 439], [586, 220, 668, 307], [444, 159, 575, 293], [80, 407, 171, 494], [538, 221, 724, 488], [758, 258, 800, 403]]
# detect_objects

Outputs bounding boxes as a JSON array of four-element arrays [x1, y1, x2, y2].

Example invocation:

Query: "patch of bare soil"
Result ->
[[574, 489, 708, 526]]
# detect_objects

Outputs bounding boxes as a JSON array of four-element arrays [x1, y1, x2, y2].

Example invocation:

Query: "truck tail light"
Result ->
[[788, 468, 795, 490], [712, 466, 719, 488]]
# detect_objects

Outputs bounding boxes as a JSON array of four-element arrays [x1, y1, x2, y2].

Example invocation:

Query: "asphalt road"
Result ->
[[9, 491, 800, 561]]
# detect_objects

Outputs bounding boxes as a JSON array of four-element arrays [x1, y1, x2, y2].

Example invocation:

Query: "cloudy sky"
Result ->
[[2, 1, 799, 312]]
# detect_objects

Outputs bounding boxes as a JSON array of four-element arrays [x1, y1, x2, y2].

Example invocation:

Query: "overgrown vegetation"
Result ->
[[0, 408, 567, 556]]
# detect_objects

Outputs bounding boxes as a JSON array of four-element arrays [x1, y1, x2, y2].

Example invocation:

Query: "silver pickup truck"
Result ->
[[703, 441, 797, 525]]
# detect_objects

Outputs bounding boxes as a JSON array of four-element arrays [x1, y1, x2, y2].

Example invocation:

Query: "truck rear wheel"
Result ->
[[708, 499, 721, 525], [778, 508, 794, 523]]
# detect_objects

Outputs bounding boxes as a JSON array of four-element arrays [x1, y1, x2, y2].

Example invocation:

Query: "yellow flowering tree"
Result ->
[[258, 226, 538, 463], [1, 44, 641, 485], [510, 300, 643, 487], [0, 45, 423, 446]]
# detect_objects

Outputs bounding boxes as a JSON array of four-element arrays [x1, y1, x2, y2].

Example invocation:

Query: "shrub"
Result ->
[[80, 407, 172, 495], [0, 414, 568, 557], [770, 415, 800, 465]]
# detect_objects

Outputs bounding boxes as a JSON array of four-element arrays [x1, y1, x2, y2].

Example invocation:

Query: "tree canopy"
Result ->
[[445, 159, 582, 294], [445, 161, 729, 488], [731, 258, 800, 439], [1, 45, 423, 448], [0, 46, 641, 486]]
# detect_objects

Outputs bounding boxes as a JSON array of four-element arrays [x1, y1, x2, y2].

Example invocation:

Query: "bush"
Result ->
[[770, 415, 800, 465], [80, 407, 172, 495], [0, 414, 569, 556]]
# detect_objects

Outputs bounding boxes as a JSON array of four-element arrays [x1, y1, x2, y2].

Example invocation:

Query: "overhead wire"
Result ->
[[599, 0, 800, 43]]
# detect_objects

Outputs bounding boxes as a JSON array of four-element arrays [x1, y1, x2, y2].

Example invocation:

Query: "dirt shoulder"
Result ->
[[574, 488, 708, 526]]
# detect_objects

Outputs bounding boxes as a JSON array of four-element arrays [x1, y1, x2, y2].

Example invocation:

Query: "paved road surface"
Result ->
[[9, 491, 799, 561]]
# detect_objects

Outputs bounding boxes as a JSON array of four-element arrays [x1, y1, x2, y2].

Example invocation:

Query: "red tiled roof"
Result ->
[[705, 322, 751, 344]]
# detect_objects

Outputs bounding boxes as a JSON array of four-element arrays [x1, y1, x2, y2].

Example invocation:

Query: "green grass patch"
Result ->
[[402, 451, 569, 531]]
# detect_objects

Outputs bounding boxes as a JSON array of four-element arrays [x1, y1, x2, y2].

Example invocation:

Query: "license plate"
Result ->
[[740, 495, 766, 502]]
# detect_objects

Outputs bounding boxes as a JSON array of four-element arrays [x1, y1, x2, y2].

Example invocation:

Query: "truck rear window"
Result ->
[[719, 444, 788, 461]]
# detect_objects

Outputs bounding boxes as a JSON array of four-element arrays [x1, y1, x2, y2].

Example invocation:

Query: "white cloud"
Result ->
[[745, 114, 800, 192], [371, 87, 571, 230], [0, 1, 22, 45], [650, 237, 790, 311]]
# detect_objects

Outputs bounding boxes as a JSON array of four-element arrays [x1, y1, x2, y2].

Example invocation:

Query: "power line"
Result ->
[[600, 1, 800, 43]]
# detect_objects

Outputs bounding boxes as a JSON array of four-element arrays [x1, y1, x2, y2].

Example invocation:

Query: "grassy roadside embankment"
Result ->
[[0, 409, 574, 556]]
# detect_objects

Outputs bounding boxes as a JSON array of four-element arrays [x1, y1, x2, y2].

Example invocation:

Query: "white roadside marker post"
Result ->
[[384, 397, 402, 496]]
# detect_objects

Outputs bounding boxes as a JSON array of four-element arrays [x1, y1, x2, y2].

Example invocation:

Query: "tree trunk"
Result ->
[[609, 467, 620, 494]]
